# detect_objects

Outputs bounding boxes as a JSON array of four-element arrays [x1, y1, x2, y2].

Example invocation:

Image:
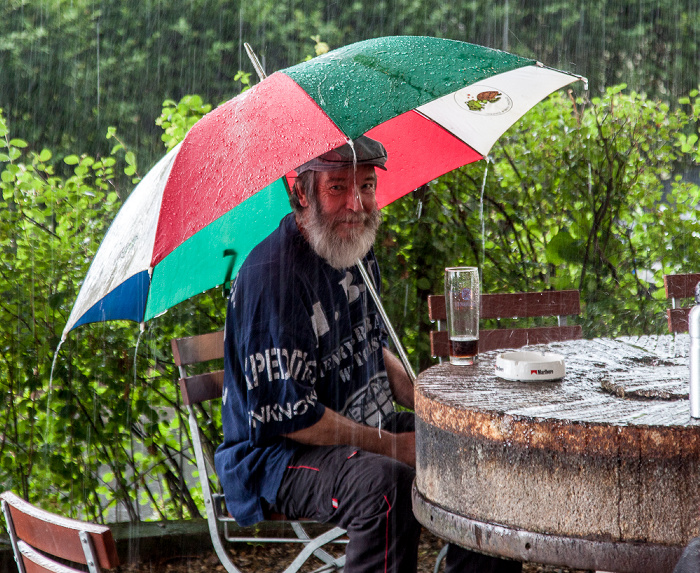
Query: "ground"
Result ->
[[120, 526, 587, 573]]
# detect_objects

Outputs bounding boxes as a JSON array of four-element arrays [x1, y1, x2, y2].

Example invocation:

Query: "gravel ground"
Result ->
[[120, 527, 588, 573]]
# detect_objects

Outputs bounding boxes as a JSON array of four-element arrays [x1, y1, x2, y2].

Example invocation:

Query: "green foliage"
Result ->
[[678, 89, 700, 163], [153, 65, 253, 153], [0, 106, 226, 522], [156, 95, 212, 152]]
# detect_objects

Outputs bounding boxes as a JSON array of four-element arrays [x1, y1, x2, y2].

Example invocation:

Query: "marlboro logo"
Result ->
[[531, 369, 554, 375]]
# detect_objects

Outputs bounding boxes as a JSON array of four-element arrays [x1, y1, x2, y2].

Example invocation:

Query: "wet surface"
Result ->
[[417, 335, 694, 431], [600, 364, 688, 400], [414, 335, 698, 571]]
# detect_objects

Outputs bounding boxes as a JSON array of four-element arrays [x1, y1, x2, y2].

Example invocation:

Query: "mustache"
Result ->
[[333, 213, 369, 224]]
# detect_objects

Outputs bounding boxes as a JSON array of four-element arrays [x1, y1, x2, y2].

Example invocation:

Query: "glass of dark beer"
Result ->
[[445, 267, 480, 365]]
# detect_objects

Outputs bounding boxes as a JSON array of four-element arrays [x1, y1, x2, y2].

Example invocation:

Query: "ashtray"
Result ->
[[495, 351, 565, 382]]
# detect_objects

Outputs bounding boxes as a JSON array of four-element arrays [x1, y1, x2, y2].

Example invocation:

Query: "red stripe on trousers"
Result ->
[[384, 495, 392, 573], [286, 465, 320, 471]]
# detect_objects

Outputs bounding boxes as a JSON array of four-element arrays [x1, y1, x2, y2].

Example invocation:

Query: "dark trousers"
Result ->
[[274, 413, 522, 573], [674, 537, 700, 573]]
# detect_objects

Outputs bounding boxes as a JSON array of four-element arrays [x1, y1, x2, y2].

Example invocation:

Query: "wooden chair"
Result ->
[[428, 289, 582, 358], [1, 491, 119, 573], [171, 331, 347, 573], [663, 273, 700, 333]]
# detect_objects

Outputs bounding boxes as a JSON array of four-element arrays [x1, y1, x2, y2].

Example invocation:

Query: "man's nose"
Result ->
[[345, 186, 363, 211]]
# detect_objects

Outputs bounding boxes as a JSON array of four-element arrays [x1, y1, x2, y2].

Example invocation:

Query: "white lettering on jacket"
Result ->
[[244, 348, 316, 390], [248, 390, 318, 429]]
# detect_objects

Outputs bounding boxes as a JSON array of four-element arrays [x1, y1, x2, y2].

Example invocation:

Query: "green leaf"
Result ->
[[545, 230, 585, 264], [64, 155, 80, 165], [9, 138, 28, 148], [38, 149, 52, 162]]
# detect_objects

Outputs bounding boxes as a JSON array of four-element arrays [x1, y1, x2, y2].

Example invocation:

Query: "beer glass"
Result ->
[[444, 267, 480, 365]]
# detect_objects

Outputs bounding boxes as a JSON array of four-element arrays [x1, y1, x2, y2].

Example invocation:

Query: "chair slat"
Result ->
[[179, 370, 225, 406], [430, 325, 583, 356], [18, 540, 82, 573], [171, 331, 225, 367], [1, 492, 119, 571], [481, 290, 581, 320], [480, 325, 583, 352], [428, 290, 581, 321], [664, 273, 700, 300], [667, 308, 691, 334]]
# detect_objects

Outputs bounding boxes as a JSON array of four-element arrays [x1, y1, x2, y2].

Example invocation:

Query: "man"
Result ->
[[215, 136, 521, 572]]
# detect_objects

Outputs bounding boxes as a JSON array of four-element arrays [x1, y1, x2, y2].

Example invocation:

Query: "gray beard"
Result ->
[[302, 203, 382, 270]]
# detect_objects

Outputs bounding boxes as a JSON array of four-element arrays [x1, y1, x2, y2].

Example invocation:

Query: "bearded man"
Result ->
[[215, 136, 522, 573]]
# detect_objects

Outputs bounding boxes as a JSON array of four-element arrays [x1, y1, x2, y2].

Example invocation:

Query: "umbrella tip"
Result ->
[[245, 43, 267, 81]]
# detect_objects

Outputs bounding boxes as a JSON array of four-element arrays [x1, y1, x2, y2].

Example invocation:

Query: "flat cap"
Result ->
[[295, 135, 387, 174]]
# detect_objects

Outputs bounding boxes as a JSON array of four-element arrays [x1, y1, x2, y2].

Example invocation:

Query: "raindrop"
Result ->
[[133, 322, 145, 387], [479, 157, 490, 275], [46, 338, 64, 441]]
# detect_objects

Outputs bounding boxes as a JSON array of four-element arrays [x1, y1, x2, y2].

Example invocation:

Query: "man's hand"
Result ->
[[284, 408, 416, 468]]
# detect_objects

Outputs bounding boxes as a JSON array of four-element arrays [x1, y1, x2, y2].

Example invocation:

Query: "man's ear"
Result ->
[[295, 181, 310, 208]]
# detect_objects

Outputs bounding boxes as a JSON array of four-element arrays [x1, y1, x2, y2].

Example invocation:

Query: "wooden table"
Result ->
[[413, 335, 699, 573]]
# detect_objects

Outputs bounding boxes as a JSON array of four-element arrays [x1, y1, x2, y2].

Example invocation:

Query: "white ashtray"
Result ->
[[495, 351, 565, 382]]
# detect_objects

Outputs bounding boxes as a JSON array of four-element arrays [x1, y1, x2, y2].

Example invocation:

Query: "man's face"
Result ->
[[297, 164, 382, 269], [310, 165, 378, 241]]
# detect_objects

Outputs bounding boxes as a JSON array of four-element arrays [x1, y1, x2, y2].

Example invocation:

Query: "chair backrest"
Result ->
[[171, 330, 225, 406], [663, 273, 700, 333], [1, 491, 119, 573], [428, 289, 582, 356]]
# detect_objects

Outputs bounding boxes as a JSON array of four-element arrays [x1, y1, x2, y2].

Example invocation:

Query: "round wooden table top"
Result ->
[[415, 335, 700, 459]]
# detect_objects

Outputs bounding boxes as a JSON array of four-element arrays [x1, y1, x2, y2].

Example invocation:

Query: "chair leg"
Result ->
[[2, 499, 27, 573], [187, 406, 346, 572], [187, 408, 243, 573], [434, 544, 449, 573], [290, 521, 346, 570], [284, 527, 349, 573]]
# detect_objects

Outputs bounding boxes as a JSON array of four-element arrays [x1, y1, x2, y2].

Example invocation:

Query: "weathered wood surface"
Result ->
[[417, 335, 694, 429], [414, 335, 699, 572]]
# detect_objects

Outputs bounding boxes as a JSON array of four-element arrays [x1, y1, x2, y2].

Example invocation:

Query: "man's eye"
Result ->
[[360, 184, 376, 194], [328, 186, 345, 196]]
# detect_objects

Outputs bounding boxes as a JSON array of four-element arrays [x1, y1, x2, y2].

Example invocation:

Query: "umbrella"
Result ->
[[63, 35, 585, 341]]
